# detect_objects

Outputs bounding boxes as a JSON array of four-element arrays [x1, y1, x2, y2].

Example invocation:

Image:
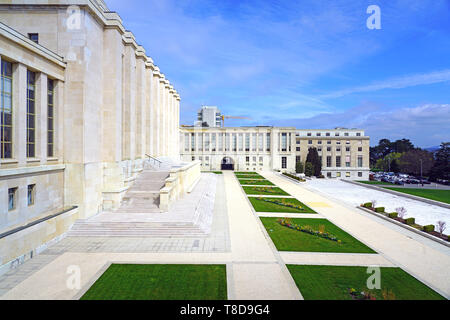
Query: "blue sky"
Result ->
[[106, 0, 450, 147]]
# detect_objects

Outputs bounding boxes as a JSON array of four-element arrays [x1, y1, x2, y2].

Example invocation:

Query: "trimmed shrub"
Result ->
[[423, 225, 435, 233], [363, 202, 372, 208], [375, 207, 385, 213], [388, 212, 398, 218], [405, 217, 415, 225]]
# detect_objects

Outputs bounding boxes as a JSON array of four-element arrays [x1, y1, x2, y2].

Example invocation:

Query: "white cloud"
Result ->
[[320, 70, 450, 99]]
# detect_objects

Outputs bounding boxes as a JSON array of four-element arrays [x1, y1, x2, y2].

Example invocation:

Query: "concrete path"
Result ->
[[262, 172, 450, 299]]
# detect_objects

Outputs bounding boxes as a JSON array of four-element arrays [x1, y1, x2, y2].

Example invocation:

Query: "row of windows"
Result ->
[[0, 60, 55, 159], [307, 140, 362, 145], [304, 132, 361, 137], [297, 146, 363, 152], [8, 184, 35, 211], [186, 133, 271, 152], [325, 172, 363, 178]]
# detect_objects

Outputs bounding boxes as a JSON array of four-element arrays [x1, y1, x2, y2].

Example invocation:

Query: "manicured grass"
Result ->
[[203, 171, 223, 174], [357, 180, 395, 185], [250, 197, 316, 213], [287, 265, 444, 300], [383, 187, 450, 204], [238, 178, 274, 186], [235, 173, 264, 179], [80, 264, 227, 300], [243, 186, 290, 196], [260, 217, 375, 253], [235, 171, 257, 174]]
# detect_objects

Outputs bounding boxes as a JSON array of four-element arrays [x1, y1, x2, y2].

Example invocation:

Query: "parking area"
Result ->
[[304, 179, 450, 227]]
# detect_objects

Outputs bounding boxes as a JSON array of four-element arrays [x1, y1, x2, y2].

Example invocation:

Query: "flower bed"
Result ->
[[359, 203, 449, 242], [258, 197, 303, 210], [277, 218, 340, 243]]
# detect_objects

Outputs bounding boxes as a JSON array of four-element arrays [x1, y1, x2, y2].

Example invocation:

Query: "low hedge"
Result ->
[[423, 225, 435, 233], [363, 202, 372, 208], [282, 172, 305, 182], [375, 207, 385, 213], [405, 217, 415, 225], [388, 212, 398, 218]]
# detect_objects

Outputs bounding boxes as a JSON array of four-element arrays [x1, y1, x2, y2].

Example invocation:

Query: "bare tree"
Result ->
[[371, 200, 377, 208], [396, 207, 407, 219], [436, 221, 447, 236]]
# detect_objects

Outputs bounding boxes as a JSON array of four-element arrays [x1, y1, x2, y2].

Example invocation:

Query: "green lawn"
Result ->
[[287, 265, 444, 300], [238, 178, 274, 186], [250, 197, 316, 213], [203, 171, 223, 174], [357, 180, 395, 185], [243, 186, 290, 196], [235, 173, 264, 179], [80, 264, 227, 300], [383, 187, 450, 204], [235, 171, 257, 174], [260, 217, 375, 253]]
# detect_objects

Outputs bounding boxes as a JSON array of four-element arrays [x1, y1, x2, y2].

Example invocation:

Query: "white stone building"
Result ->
[[195, 106, 222, 127], [180, 126, 370, 179]]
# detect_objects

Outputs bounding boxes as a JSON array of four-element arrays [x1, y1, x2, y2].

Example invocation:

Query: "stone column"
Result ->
[[158, 75, 166, 156], [122, 44, 137, 163], [12, 63, 27, 166], [135, 53, 146, 164], [145, 60, 154, 157], [152, 67, 162, 157]]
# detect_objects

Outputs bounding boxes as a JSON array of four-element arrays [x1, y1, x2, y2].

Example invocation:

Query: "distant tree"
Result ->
[[390, 159, 400, 173], [392, 139, 414, 153], [399, 149, 434, 176], [429, 142, 450, 181], [304, 162, 314, 177], [370, 138, 415, 168], [306, 147, 321, 177], [296, 161, 304, 174]]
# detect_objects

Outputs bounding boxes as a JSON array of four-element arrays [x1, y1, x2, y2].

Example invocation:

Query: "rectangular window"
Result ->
[[318, 140, 322, 145], [327, 140, 331, 144], [336, 147, 341, 152], [245, 133, 250, 151], [205, 133, 210, 151], [192, 156, 195, 161], [336, 156, 341, 167], [326, 132, 330, 136], [358, 172, 362, 177], [218, 133, 223, 151], [252, 133, 257, 152], [225, 133, 230, 151], [316, 132, 321, 136], [296, 140, 300, 144], [346, 172, 350, 177], [232, 133, 237, 151], [346, 147, 350, 152], [258, 133, 263, 151], [191, 133, 195, 151], [327, 172, 331, 178], [327, 146, 331, 152], [307, 132, 311, 136], [198, 133, 203, 151], [358, 156, 363, 167], [281, 156, 287, 169], [344, 133, 349, 136], [358, 147, 362, 152], [335, 132, 340, 137], [336, 172, 341, 177], [266, 133, 270, 151], [28, 33, 39, 43], [346, 155, 351, 167], [27, 184, 35, 206], [246, 156, 249, 163], [1, 60, 13, 159], [326, 156, 331, 167], [238, 133, 243, 151], [8, 187, 17, 211], [281, 133, 287, 152], [308, 140, 312, 145], [47, 79, 54, 157], [27, 70, 36, 158], [259, 156, 263, 165], [184, 133, 189, 151], [296, 147, 300, 152], [212, 133, 216, 151], [356, 132, 361, 136], [296, 156, 301, 164]]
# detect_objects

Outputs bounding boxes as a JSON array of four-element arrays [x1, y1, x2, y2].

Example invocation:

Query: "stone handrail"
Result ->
[[160, 160, 201, 211]]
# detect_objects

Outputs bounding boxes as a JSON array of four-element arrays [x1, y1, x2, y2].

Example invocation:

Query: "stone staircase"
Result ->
[[68, 220, 206, 237], [116, 170, 169, 213]]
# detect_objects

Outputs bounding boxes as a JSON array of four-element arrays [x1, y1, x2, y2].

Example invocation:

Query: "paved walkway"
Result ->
[[1, 170, 449, 300], [262, 172, 450, 298]]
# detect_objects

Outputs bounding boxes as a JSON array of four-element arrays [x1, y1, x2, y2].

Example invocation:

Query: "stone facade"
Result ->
[[180, 126, 370, 179], [0, 1, 181, 269]]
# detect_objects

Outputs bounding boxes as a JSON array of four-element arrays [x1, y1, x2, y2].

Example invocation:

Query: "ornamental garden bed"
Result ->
[[235, 171, 258, 174], [249, 197, 316, 213], [238, 179, 274, 186], [282, 172, 306, 182], [286, 265, 444, 300], [242, 186, 290, 196], [260, 217, 375, 253], [360, 202, 449, 242], [357, 180, 395, 185], [80, 264, 227, 300]]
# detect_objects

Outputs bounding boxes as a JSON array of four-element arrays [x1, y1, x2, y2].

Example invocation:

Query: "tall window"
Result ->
[[191, 133, 195, 151], [266, 133, 270, 151], [27, 184, 36, 206], [358, 156, 363, 167], [47, 79, 54, 157], [198, 133, 203, 151], [27, 70, 36, 158], [281, 133, 287, 151], [232, 133, 237, 151], [205, 133, 210, 151], [211, 133, 216, 152], [218, 133, 223, 151], [336, 156, 341, 167], [8, 187, 17, 211], [345, 155, 351, 167], [245, 133, 250, 151], [281, 156, 287, 169], [258, 134, 263, 151], [225, 133, 230, 151], [327, 156, 332, 167], [252, 133, 256, 151], [1, 60, 13, 159], [238, 133, 243, 151], [184, 133, 189, 151]]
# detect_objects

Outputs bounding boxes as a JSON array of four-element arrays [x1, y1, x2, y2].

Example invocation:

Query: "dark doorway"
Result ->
[[221, 157, 234, 170]]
